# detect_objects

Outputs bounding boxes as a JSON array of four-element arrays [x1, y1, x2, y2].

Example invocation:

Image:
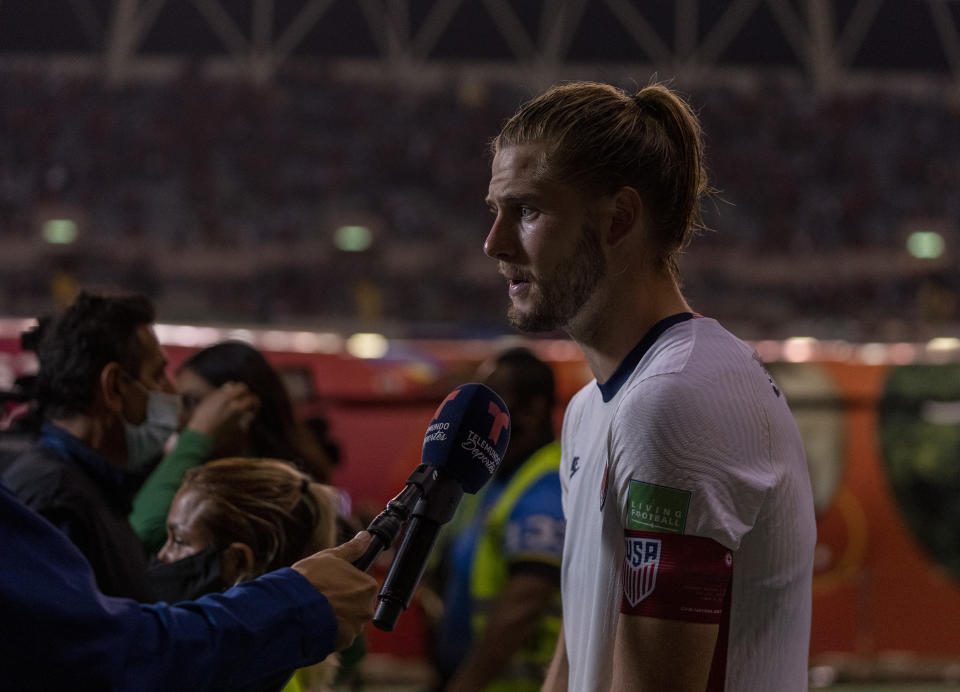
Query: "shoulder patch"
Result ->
[[627, 480, 690, 534]]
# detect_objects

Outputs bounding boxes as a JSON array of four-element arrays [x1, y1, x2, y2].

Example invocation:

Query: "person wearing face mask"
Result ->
[[130, 341, 327, 555], [2, 291, 178, 600], [147, 457, 343, 691], [149, 457, 339, 600]]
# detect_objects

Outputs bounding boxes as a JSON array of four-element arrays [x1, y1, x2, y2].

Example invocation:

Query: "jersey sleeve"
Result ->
[[609, 373, 777, 552], [607, 376, 760, 624]]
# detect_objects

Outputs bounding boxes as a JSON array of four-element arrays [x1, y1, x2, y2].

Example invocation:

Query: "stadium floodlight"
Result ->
[[906, 231, 945, 259], [335, 225, 373, 252], [927, 337, 960, 353], [347, 332, 389, 359], [783, 337, 818, 363], [42, 219, 78, 244]]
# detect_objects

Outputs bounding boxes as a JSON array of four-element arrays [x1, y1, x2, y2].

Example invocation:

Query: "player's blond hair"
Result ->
[[492, 81, 708, 278]]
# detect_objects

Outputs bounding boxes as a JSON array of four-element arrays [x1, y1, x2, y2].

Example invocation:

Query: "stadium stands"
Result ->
[[0, 70, 957, 339]]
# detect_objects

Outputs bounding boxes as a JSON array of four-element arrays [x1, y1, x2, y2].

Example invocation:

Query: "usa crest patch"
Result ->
[[623, 535, 661, 606]]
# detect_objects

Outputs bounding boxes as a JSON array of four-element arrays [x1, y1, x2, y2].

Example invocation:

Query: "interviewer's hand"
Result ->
[[292, 532, 378, 650]]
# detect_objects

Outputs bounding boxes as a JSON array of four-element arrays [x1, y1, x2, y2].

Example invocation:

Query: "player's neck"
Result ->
[[572, 273, 690, 385]]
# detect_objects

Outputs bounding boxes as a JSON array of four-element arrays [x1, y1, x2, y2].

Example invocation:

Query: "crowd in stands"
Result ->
[[1, 68, 958, 337]]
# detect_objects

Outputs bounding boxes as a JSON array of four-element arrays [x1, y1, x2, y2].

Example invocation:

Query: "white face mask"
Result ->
[[123, 384, 181, 472]]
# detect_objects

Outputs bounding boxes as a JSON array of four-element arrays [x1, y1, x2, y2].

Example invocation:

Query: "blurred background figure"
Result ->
[[149, 456, 342, 692], [176, 342, 331, 477], [3, 291, 175, 600], [303, 415, 343, 472], [0, 319, 50, 471], [130, 340, 334, 554], [430, 346, 563, 692]]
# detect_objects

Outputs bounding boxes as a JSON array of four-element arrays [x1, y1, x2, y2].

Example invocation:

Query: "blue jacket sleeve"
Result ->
[[1, 482, 338, 692]]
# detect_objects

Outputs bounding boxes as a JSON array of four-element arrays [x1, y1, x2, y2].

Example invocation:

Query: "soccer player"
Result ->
[[483, 81, 816, 691]]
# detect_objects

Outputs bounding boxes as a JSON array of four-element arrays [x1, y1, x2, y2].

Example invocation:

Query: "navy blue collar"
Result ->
[[39, 422, 133, 511], [597, 313, 694, 403]]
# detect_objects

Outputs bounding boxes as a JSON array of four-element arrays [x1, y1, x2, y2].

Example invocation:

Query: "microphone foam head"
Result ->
[[421, 383, 511, 493]]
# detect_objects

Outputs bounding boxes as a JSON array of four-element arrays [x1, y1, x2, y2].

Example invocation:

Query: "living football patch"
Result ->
[[627, 480, 690, 534], [620, 530, 732, 623]]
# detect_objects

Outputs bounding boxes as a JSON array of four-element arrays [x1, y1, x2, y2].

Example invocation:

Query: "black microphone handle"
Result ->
[[372, 515, 442, 631], [372, 475, 464, 631]]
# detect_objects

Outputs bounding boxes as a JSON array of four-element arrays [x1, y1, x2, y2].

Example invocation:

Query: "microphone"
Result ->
[[352, 383, 511, 631]]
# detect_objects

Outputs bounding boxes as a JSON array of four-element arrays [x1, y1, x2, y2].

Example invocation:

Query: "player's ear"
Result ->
[[605, 186, 643, 248]]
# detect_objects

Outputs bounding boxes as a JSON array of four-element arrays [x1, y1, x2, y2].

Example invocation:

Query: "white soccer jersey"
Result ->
[[559, 315, 816, 691]]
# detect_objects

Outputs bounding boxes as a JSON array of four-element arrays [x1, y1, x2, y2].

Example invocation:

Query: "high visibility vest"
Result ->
[[468, 440, 563, 692]]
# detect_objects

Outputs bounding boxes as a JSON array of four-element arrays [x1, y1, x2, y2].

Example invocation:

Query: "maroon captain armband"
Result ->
[[620, 530, 733, 623]]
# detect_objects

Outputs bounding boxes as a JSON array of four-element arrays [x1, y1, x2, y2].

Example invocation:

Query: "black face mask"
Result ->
[[146, 548, 224, 603]]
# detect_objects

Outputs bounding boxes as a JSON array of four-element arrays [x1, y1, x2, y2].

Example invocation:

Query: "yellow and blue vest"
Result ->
[[467, 440, 564, 692]]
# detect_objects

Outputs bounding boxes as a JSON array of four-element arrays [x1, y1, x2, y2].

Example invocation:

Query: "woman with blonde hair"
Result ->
[[150, 457, 342, 691]]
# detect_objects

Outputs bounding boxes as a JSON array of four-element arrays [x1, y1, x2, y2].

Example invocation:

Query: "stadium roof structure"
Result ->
[[1, 0, 959, 93]]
